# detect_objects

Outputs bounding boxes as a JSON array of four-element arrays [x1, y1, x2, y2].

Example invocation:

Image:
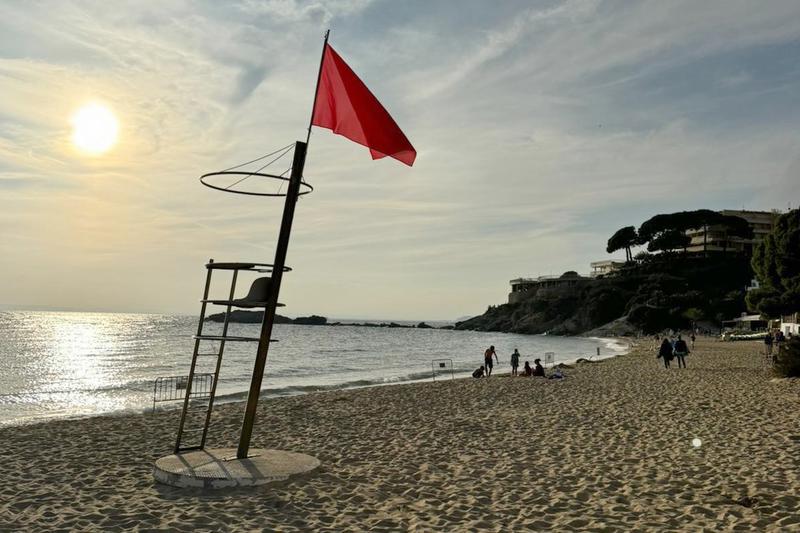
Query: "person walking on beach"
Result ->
[[657, 338, 674, 369], [690, 333, 696, 350], [775, 330, 786, 361], [484, 346, 498, 377], [510, 348, 521, 376], [764, 331, 774, 359], [674, 335, 689, 368]]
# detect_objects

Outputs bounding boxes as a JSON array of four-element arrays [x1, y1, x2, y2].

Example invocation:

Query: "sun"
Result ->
[[71, 103, 119, 155]]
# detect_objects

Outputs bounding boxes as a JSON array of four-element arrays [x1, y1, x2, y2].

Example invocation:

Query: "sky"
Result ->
[[1, 0, 800, 320]]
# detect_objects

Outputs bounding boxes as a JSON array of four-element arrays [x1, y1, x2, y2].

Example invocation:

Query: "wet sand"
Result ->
[[2, 338, 799, 531]]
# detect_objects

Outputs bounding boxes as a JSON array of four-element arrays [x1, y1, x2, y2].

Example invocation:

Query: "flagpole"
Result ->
[[235, 30, 328, 460], [305, 29, 330, 147]]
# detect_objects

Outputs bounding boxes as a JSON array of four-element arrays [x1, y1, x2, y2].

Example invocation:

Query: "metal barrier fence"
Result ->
[[152, 373, 214, 413], [431, 359, 454, 381]]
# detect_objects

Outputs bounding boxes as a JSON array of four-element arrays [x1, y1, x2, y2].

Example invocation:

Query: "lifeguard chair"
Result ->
[[153, 143, 321, 488]]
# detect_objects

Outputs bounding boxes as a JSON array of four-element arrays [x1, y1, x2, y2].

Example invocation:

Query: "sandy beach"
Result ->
[[2, 338, 800, 532]]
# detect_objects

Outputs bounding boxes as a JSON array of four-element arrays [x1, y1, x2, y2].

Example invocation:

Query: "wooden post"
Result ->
[[237, 141, 307, 459]]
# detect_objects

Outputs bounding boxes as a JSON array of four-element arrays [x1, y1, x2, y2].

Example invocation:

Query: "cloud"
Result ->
[[1, 0, 800, 318], [230, 64, 269, 104]]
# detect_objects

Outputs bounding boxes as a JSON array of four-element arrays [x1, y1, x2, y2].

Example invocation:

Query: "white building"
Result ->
[[781, 313, 799, 336], [589, 260, 626, 277]]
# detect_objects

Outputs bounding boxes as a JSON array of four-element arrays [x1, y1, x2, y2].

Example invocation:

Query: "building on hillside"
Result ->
[[780, 313, 799, 336], [685, 209, 779, 254], [722, 313, 768, 331], [509, 272, 590, 304], [589, 260, 626, 277]]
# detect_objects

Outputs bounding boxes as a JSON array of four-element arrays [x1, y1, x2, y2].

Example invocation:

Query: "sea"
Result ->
[[0, 311, 628, 427]]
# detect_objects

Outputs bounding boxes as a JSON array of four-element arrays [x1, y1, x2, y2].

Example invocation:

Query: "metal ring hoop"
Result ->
[[200, 171, 314, 197]]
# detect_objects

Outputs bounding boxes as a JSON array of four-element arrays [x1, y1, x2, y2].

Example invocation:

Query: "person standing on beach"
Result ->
[[674, 335, 689, 368], [690, 333, 696, 350], [657, 338, 674, 369], [764, 331, 774, 359], [484, 346, 498, 377], [510, 348, 520, 376], [775, 330, 786, 360]]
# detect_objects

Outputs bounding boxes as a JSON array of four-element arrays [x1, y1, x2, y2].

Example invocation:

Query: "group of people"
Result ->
[[472, 345, 548, 378], [764, 329, 788, 363], [656, 334, 691, 368]]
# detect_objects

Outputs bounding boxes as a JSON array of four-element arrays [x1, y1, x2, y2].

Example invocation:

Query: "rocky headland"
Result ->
[[456, 253, 751, 336]]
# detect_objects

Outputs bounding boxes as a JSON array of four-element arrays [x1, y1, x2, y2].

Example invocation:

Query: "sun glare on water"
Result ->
[[71, 103, 119, 155]]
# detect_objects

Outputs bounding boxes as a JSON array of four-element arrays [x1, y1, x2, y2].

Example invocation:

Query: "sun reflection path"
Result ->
[[37, 314, 129, 415]]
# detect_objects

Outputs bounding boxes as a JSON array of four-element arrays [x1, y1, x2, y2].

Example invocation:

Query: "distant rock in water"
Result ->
[[416, 322, 433, 329], [293, 315, 328, 326], [205, 310, 327, 325]]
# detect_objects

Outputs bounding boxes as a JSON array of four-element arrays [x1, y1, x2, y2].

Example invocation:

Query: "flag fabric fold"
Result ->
[[311, 43, 416, 166]]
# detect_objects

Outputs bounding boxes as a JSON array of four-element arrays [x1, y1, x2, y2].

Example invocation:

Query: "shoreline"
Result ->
[[6, 338, 800, 530], [0, 335, 631, 430]]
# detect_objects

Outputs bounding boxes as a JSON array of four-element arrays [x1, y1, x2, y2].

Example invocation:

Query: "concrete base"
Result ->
[[153, 448, 321, 489]]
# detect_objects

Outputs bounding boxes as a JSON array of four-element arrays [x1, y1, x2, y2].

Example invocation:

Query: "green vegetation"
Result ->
[[638, 209, 753, 254], [746, 209, 800, 317], [606, 226, 637, 261], [775, 337, 800, 377], [744, 208, 800, 379], [458, 209, 755, 335]]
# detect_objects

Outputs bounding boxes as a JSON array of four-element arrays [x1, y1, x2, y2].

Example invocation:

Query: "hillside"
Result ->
[[456, 253, 752, 335]]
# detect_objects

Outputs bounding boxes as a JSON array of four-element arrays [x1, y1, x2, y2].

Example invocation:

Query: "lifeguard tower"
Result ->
[[153, 30, 416, 489], [152, 141, 321, 488]]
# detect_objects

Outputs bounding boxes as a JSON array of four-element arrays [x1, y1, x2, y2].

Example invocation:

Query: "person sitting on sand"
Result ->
[[657, 338, 674, 369], [532, 358, 545, 377], [522, 361, 533, 376], [484, 345, 499, 377], [472, 365, 485, 379], [673, 335, 689, 368], [510, 348, 521, 376], [548, 368, 564, 380]]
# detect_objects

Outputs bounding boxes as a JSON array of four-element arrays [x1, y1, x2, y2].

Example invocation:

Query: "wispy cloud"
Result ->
[[1, 0, 799, 319]]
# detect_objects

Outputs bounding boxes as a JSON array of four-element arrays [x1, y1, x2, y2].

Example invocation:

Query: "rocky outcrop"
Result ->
[[457, 253, 753, 336], [292, 315, 328, 326], [205, 311, 327, 325]]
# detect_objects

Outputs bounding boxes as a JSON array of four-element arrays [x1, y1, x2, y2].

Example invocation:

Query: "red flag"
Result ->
[[311, 44, 416, 166]]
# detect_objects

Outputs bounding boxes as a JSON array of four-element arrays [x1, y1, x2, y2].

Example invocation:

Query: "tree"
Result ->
[[718, 214, 754, 253], [638, 210, 753, 255], [647, 229, 691, 253], [746, 209, 800, 316], [638, 212, 694, 253], [638, 214, 675, 244], [688, 209, 724, 255], [607, 226, 638, 261]]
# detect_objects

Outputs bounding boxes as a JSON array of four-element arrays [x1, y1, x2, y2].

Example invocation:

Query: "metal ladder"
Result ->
[[174, 259, 234, 452], [173, 259, 282, 453]]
